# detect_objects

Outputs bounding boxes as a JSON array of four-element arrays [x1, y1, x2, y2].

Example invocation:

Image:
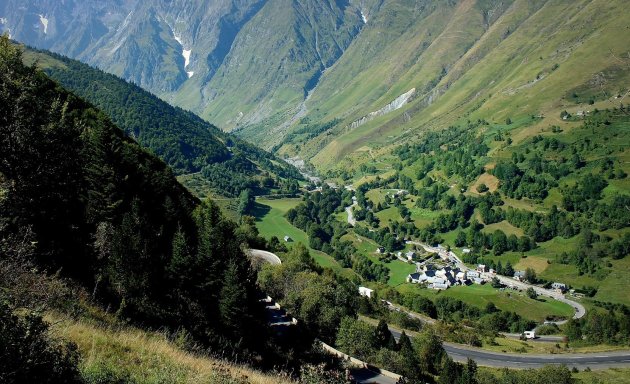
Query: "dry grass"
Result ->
[[47, 312, 294, 384], [515, 257, 550, 274], [470, 172, 500, 194]]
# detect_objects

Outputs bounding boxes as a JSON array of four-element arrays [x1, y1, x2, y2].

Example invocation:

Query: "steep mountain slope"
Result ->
[[3, 0, 629, 174], [0, 35, 265, 354], [0, 0, 366, 134], [199, 0, 363, 136], [280, 0, 630, 170], [21, 46, 301, 197]]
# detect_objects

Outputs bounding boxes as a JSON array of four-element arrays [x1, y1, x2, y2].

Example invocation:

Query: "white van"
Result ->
[[523, 331, 536, 339]]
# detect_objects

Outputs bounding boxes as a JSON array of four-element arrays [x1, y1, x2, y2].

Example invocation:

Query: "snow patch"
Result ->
[[186, 71, 194, 78], [172, 32, 192, 71], [39, 14, 48, 34], [182, 48, 191, 68], [0, 18, 7, 24], [360, 11, 368, 23]]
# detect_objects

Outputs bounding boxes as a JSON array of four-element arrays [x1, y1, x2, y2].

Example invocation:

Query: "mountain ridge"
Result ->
[[3, 0, 630, 173], [20, 45, 301, 197]]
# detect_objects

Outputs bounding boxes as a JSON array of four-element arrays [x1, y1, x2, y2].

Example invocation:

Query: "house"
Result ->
[[408, 269, 436, 285], [467, 271, 480, 279], [513, 271, 526, 281], [462, 248, 471, 254], [376, 247, 385, 254], [432, 282, 449, 290], [477, 264, 487, 273], [406, 251, 416, 261], [359, 286, 374, 298], [284, 236, 293, 242], [407, 273, 423, 284], [473, 277, 485, 285], [552, 282, 567, 293], [435, 266, 451, 278]]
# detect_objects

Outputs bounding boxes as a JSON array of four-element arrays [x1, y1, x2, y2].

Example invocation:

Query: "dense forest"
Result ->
[[285, 186, 391, 283], [0, 37, 271, 380], [24, 46, 301, 196]]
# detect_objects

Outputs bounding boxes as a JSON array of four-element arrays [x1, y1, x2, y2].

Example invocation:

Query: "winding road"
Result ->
[[249, 249, 397, 383], [387, 327, 630, 370], [346, 196, 358, 227], [249, 248, 630, 372], [248, 249, 282, 265]]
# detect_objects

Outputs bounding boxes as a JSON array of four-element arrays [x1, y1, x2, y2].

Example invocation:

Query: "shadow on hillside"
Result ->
[[251, 202, 271, 222]]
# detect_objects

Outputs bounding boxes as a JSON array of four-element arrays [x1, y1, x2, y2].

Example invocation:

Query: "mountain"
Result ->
[[19, 46, 301, 197], [0, 34, 268, 356], [0, 0, 364, 137], [4, 0, 629, 168]]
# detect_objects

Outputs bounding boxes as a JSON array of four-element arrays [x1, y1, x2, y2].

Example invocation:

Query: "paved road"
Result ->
[[350, 369, 398, 384], [387, 327, 630, 369], [248, 249, 282, 265], [442, 344, 630, 369], [346, 197, 358, 226]]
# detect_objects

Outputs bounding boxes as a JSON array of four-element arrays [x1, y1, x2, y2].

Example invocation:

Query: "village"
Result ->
[[374, 244, 569, 294]]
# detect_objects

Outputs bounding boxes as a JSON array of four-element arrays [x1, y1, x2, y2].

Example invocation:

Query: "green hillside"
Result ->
[[0, 36, 368, 384], [0, 35, 270, 373], [200, 0, 363, 139], [271, 0, 630, 171], [20, 47, 301, 197]]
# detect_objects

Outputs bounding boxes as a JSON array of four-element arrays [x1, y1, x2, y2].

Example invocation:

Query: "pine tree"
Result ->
[[219, 260, 249, 336], [397, 330, 413, 352], [374, 320, 395, 349], [167, 227, 194, 283], [504, 261, 514, 277]]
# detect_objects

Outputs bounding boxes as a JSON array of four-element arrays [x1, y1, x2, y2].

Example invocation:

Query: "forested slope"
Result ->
[[21, 46, 301, 197], [0, 35, 266, 361]]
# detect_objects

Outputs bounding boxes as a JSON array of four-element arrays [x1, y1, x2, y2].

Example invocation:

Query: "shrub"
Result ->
[[0, 302, 81, 384]]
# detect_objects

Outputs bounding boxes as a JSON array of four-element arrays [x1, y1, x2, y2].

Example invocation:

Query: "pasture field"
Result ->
[[397, 283, 574, 322]]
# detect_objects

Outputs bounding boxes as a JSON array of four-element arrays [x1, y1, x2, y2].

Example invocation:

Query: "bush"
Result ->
[[0, 302, 82, 384], [476, 183, 489, 193]]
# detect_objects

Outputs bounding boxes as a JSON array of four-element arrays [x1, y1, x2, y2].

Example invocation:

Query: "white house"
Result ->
[[359, 286, 374, 298], [462, 248, 471, 254], [513, 271, 526, 281], [467, 271, 480, 279], [406, 251, 416, 261], [552, 282, 567, 293], [432, 282, 449, 290], [284, 236, 293, 242]]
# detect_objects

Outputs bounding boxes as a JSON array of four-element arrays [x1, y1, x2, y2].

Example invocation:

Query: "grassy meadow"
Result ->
[[396, 284, 574, 322]]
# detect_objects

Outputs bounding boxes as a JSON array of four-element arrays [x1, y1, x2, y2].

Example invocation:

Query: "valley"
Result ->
[[1, 0, 630, 383]]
